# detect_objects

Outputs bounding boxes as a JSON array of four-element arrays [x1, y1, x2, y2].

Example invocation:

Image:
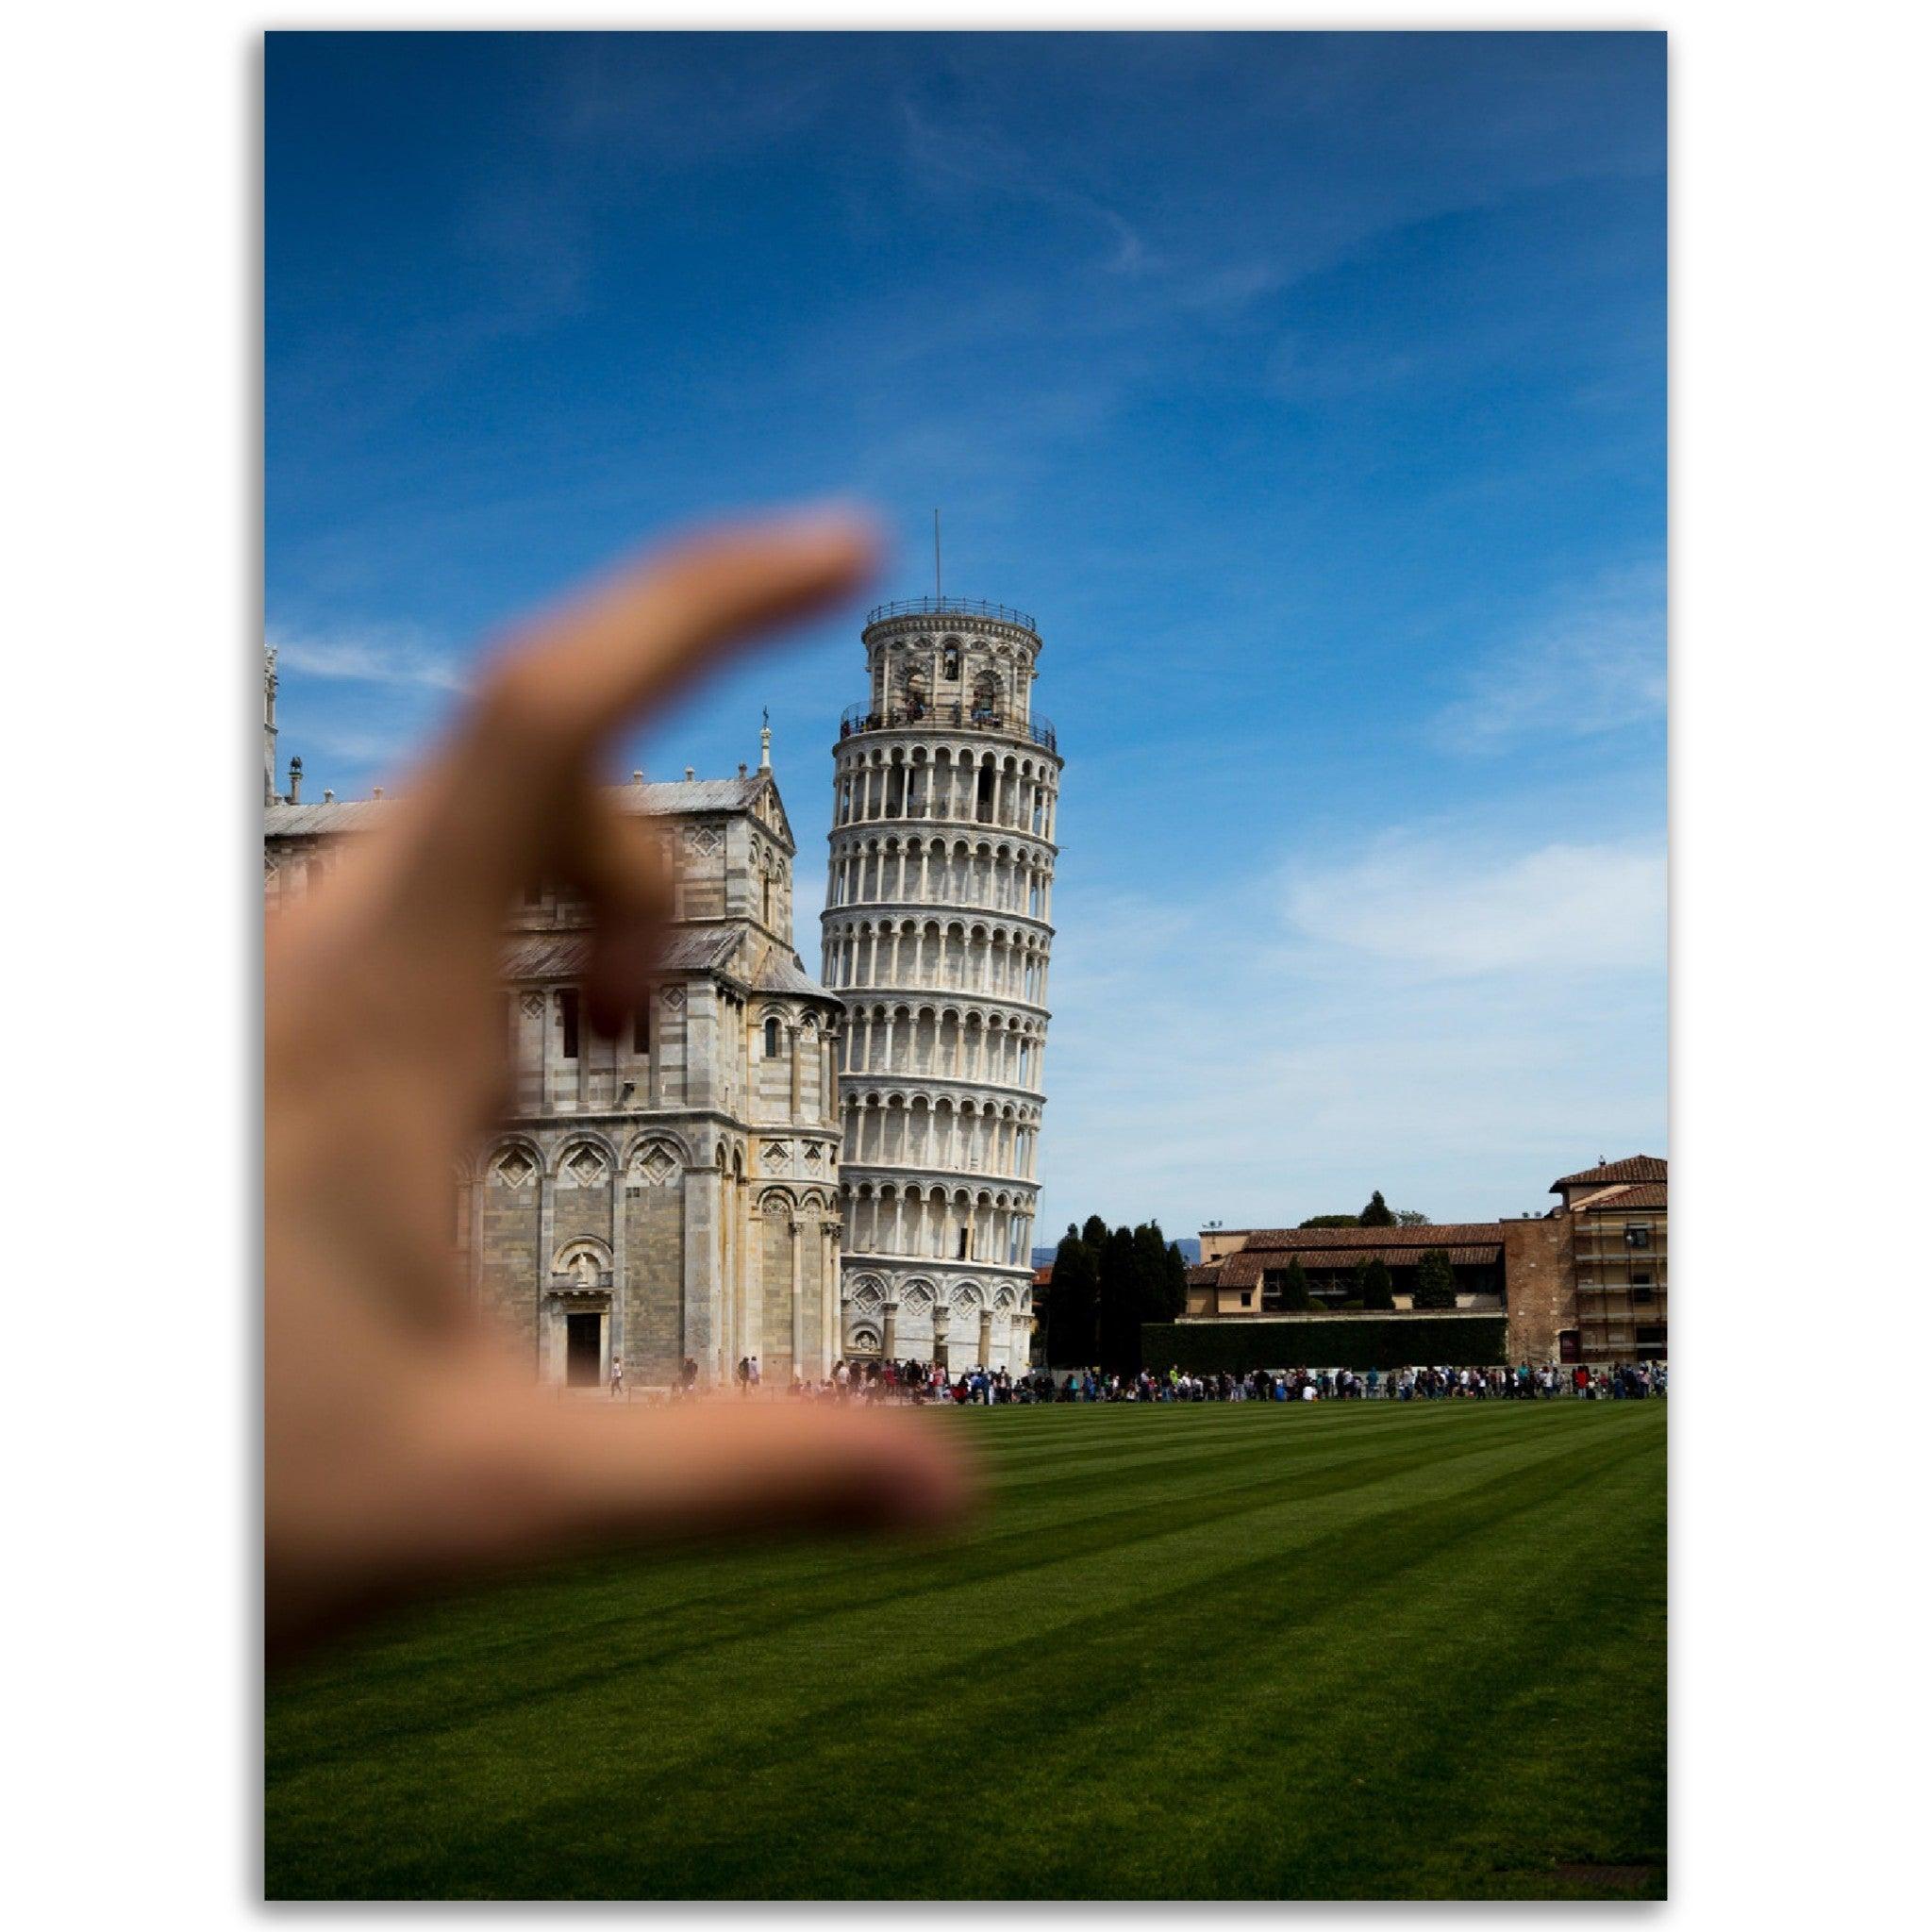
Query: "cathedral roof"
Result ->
[[500, 929, 741, 979], [751, 949, 831, 997], [263, 773, 779, 838]]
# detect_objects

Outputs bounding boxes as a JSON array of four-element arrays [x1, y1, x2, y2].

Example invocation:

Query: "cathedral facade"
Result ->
[[820, 598, 1062, 1374], [265, 679, 844, 1390]]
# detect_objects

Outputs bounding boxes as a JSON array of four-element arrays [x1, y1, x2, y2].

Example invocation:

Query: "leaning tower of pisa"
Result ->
[[821, 596, 1061, 1374]]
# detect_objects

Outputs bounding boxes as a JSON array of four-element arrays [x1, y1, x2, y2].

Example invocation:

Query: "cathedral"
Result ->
[[263, 650, 845, 1390]]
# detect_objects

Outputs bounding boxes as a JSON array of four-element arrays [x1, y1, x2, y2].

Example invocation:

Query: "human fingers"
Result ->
[[267, 1366, 975, 1657], [384, 508, 879, 944]]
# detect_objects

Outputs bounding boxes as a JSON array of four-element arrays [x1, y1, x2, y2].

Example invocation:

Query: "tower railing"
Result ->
[[841, 700, 1058, 754], [864, 596, 1037, 634]]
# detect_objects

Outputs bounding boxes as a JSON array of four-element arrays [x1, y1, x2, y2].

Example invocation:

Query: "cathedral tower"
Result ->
[[822, 596, 1061, 1373]]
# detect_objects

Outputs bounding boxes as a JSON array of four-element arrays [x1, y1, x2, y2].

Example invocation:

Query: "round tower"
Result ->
[[822, 596, 1061, 1374]]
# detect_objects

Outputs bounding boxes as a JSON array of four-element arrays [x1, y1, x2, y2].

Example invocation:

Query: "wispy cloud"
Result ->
[[897, 95, 1153, 277], [1282, 833, 1666, 977], [1428, 561, 1665, 754], [1040, 821, 1665, 1236], [270, 623, 471, 693]]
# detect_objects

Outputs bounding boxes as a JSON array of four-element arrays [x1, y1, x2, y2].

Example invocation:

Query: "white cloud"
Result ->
[[1429, 561, 1665, 754], [1035, 824, 1666, 1240], [1282, 835, 1666, 976], [270, 623, 470, 693]]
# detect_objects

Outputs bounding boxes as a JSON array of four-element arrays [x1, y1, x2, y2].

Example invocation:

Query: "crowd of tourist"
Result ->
[[745, 1357, 1667, 1405]]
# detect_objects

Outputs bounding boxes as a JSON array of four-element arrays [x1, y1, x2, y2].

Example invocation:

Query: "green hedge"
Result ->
[[1142, 1316, 1508, 1374]]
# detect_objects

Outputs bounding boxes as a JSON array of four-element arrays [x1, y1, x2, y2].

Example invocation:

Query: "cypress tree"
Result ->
[[1097, 1224, 1140, 1374], [1412, 1248, 1458, 1310], [1163, 1240, 1190, 1319], [1280, 1256, 1313, 1311], [1358, 1190, 1397, 1227], [1360, 1257, 1397, 1310], [1046, 1224, 1098, 1367]]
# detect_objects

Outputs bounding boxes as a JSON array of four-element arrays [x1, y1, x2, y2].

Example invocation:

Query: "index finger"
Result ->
[[384, 506, 880, 932]]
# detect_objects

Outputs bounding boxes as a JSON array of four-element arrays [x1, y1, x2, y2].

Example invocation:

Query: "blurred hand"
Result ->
[[265, 508, 971, 1664]]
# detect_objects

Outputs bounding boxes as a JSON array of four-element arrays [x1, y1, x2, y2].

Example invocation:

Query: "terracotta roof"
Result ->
[[1578, 1181, 1668, 1211], [1550, 1155, 1668, 1191], [1218, 1242, 1503, 1287], [1235, 1222, 1507, 1252], [1185, 1263, 1223, 1286], [1032, 1264, 1054, 1287]]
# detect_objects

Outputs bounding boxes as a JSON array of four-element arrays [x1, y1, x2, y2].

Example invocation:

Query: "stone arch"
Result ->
[[555, 1135, 618, 1189], [552, 1234, 611, 1283], [486, 1140, 542, 1189], [625, 1129, 693, 1179]]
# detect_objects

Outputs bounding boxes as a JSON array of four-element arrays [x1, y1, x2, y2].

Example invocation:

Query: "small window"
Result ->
[[957, 1228, 969, 1259], [559, 989, 580, 1060], [1625, 1224, 1653, 1249], [1239, 1291, 1253, 1308], [764, 1016, 781, 1058], [1632, 1285, 1656, 1304], [942, 644, 959, 680], [634, 1000, 651, 1057]]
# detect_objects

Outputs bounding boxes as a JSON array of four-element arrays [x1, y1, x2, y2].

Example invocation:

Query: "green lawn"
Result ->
[[266, 1398, 1666, 1900]]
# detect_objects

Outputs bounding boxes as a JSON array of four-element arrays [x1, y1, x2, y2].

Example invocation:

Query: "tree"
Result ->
[[1349, 1257, 1375, 1306], [1394, 1209, 1432, 1226], [1081, 1213, 1110, 1252], [1163, 1239, 1191, 1321], [1412, 1248, 1458, 1310], [1358, 1190, 1397, 1227], [1298, 1213, 1361, 1229], [1360, 1257, 1397, 1311], [1278, 1256, 1313, 1311], [1045, 1224, 1097, 1367], [1096, 1224, 1140, 1375]]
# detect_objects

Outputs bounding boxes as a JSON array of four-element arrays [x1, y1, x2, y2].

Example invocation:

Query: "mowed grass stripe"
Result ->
[[266, 1402, 1664, 1900], [269, 1407, 1580, 1772]]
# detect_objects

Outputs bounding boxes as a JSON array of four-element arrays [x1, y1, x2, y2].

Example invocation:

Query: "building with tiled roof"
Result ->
[[264, 660, 847, 1391], [1186, 1154, 1667, 1364]]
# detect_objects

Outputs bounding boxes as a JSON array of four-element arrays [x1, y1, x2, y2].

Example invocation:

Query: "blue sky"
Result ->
[[267, 29, 1666, 1240]]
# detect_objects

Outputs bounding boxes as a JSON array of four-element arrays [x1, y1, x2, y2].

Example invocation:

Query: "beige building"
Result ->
[[265, 673, 846, 1391], [1186, 1155, 1667, 1364]]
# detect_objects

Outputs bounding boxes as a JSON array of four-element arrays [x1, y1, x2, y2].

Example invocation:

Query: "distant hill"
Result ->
[[1034, 1239, 1202, 1268]]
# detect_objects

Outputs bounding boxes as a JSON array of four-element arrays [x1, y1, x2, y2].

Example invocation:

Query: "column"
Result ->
[[978, 1307, 992, 1368], [682, 1161, 723, 1380], [789, 1213, 805, 1381], [536, 1158, 556, 1380], [821, 1218, 838, 1376]]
